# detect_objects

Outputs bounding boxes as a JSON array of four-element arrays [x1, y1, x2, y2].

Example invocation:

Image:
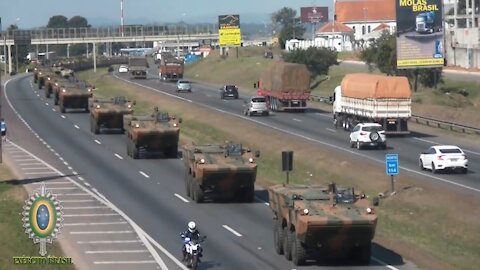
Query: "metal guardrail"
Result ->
[[309, 94, 480, 135]]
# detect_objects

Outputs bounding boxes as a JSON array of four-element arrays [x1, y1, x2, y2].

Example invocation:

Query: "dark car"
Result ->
[[264, 51, 273, 59], [220, 85, 239, 99]]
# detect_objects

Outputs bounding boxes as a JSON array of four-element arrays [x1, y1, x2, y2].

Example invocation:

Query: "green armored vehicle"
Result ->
[[182, 143, 260, 203], [90, 96, 135, 134], [268, 183, 378, 265], [56, 84, 93, 113], [125, 110, 180, 159], [33, 67, 40, 83]]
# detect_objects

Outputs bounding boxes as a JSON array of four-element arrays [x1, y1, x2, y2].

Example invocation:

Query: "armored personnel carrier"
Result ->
[[125, 110, 181, 159], [37, 70, 56, 90], [182, 143, 260, 203], [90, 96, 135, 134], [268, 183, 378, 265], [56, 84, 93, 113]]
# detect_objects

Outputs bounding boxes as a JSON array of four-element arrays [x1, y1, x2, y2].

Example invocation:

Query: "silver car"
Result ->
[[176, 80, 192, 92], [244, 96, 269, 116]]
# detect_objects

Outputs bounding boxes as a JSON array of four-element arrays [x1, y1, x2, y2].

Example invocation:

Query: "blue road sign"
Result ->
[[386, 154, 399, 175]]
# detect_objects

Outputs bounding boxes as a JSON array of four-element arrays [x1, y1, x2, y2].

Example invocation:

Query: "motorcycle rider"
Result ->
[[181, 221, 202, 261]]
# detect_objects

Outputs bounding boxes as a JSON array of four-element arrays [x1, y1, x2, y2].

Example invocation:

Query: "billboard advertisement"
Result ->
[[300, 7, 328, 23], [396, 0, 444, 68], [218, 14, 241, 46]]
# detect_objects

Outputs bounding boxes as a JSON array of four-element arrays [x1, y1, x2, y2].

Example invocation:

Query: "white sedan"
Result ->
[[419, 145, 468, 174], [118, 65, 129, 73]]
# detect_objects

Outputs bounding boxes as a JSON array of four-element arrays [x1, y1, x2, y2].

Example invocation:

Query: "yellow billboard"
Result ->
[[219, 28, 241, 46]]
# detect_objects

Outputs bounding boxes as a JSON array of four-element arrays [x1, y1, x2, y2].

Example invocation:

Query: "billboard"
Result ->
[[396, 0, 444, 68], [218, 14, 241, 46], [300, 7, 328, 23]]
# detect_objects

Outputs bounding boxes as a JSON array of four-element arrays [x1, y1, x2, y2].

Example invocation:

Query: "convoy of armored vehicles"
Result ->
[[31, 59, 380, 266]]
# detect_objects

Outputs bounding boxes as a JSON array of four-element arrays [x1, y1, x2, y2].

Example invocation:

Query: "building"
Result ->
[[314, 21, 355, 51], [335, 0, 396, 43]]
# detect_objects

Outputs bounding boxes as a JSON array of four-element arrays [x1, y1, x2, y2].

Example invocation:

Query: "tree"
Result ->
[[283, 47, 338, 88], [360, 31, 443, 91], [68, 16, 90, 28], [271, 7, 305, 49], [47, 15, 69, 28]]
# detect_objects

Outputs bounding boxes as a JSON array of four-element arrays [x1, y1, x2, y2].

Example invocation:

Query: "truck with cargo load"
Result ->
[[159, 52, 184, 81], [128, 57, 148, 79], [332, 73, 412, 135], [256, 62, 311, 112]]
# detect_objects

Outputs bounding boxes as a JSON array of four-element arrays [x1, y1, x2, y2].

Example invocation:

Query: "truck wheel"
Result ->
[[193, 182, 204, 203], [357, 244, 371, 264], [291, 233, 307, 266], [274, 221, 284, 255], [90, 117, 100, 134], [242, 187, 254, 203], [283, 228, 293, 261]]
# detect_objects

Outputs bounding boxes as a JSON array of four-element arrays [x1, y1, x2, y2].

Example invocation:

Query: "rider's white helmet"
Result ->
[[188, 221, 196, 232]]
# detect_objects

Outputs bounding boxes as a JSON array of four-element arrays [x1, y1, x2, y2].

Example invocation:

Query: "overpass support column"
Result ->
[[86, 43, 89, 58], [7, 45, 12, 74], [46, 44, 49, 60], [93, 43, 97, 73]]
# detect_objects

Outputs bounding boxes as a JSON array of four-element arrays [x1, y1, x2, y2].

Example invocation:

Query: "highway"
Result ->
[[3, 75, 415, 269], [121, 70, 480, 197]]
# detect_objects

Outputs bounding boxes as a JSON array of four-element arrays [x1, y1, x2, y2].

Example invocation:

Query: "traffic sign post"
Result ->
[[386, 154, 399, 193]]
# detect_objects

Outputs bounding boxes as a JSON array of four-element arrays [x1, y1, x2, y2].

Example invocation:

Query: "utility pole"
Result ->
[[120, 0, 125, 37]]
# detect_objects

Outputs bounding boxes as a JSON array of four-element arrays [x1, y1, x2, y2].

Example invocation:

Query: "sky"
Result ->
[[0, 0, 333, 29]]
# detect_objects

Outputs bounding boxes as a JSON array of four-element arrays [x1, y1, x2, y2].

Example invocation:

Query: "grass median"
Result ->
[[0, 164, 74, 269], [78, 67, 479, 270]]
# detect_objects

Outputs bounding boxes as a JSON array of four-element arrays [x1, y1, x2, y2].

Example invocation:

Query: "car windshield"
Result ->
[[362, 126, 383, 132], [252, 97, 266, 102], [179, 81, 190, 84], [439, 148, 462, 154], [225, 85, 236, 91], [335, 188, 355, 204]]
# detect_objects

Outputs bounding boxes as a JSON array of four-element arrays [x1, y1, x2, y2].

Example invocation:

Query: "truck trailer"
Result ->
[[256, 62, 311, 112], [128, 57, 148, 79], [159, 52, 184, 81], [332, 73, 412, 135]]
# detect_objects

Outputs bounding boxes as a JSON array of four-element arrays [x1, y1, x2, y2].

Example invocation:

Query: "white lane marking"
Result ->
[[43, 187, 77, 190], [77, 240, 142, 244], [36, 94, 40, 97], [86, 250, 148, 254], [65, 221, 128, 226], [139, 171, 150, 178], [24, 172, 57, 175], [21, 167, 53, 170], [67, 166, 72, 170], [63, 161, 68, 165], [174, 193, 189, 203], [264, 202, 269, 206], [52, 108, 56, 112], [292, 118, 302, 122], [114, 153, 123, 159], [63, 206, 109, 209], [60, 199, 96, 203], [45, 102, 49, 106], [371, 257, 399, 270], [61, 115, 66, 118], [413, 137, 480, 156], [326, 128, 337, 133], [70, 230, 133, 235], [78, 176, 84, 181], [74, 125, 80, 129], [94, 139, 101, 145], [222, 225, 243, 237], [94, 261, 156, 265]]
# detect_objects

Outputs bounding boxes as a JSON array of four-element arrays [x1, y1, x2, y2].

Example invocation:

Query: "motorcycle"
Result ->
[[181, 234, 206, 270]]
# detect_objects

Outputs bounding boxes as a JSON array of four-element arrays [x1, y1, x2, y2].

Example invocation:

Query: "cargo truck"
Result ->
[[332, 73, 412, 135], [159, 52, 184, 81], [256, 62, 311, 112], [128, 56, 148, 79]]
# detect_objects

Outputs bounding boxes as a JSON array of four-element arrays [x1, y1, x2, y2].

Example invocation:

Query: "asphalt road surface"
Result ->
[[4, 74, 417, 269]]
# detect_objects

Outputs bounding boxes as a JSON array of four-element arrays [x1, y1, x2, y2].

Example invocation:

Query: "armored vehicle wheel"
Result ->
[[193, 182, 204, 203], [166, 145, 178, 158], [189, 178, 195, 199], [357, 244, 371, 264], [242, 187, 254, 203], [291, 233, 307, 266], [54, 95, 59, 105], [60, 104, 66, 113], [185, 174, 191, 198], [126, 140, 131, 156], [131, 143, 139, 159], [274, 221, 284, 255], [45, 89, 50, 98], [283, 228, 293, 261], [90, 117, 100, 134]]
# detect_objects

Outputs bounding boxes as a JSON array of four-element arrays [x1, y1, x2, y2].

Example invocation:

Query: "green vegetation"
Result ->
[[271, 7, 305, 49], [77, 67, 480, 269], [0, 165, 73, 269]]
